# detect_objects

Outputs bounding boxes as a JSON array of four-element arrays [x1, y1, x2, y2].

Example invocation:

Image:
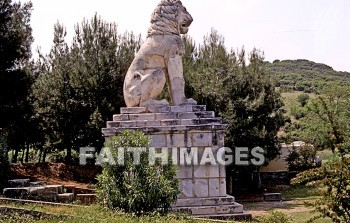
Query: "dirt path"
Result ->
[[242, 199, 313, 217]]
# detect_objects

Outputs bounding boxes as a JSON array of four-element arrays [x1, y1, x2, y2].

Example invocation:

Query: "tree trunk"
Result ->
[[25, 143, 29, 163], [12, 148, 18, 163], [38, 145, 42, 163], [65, 147, 72, 164], [43, 147, 47, 163]]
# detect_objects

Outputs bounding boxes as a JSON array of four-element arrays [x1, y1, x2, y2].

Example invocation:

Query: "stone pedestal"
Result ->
[[102, 105, 251, 220]]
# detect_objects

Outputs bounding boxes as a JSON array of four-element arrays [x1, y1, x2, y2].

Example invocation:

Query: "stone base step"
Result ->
[[8, 179, 30, 188], [195, 211, 252, 221], [58, 193, 74, 203], [120, 105, 207, 114], [175, 196, 235, 207], [173, 202, 244, 215]]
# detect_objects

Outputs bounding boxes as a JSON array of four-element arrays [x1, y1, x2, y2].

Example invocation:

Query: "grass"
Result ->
[[281, 91, 315, 116], [0, 184, 335, 223], [0, 201, 211, 223]]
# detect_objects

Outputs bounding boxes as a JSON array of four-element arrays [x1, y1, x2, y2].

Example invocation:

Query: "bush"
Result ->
[[297, 93, 310, 107], [292, 142, 350, 223], [256, 210, 291, 223], [286, 144, 316, 171], [0, 135, 9, 192], [96, 130, 179, 215]]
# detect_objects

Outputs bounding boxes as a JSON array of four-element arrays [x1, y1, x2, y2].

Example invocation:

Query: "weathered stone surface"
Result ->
[[3, 187, 30, 199], [44, 185, 64, 194], [194, 179, 209, 197], [8, 179, 30, 188], [175, 196, 235, 207], [263, 193, 283, 201], [58, 193, 74, 203], [123, 0, 196, 107], [120, 107, 147, 114], [180, 180, 194, 198], [29, 181, 47, 187], [173, 203, 244, 215]]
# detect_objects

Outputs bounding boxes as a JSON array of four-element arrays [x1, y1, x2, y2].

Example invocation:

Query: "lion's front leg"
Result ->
[[167, 55, 197, 106]]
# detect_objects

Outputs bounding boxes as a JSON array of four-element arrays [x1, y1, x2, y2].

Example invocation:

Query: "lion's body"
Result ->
[[123, 0, 196, 107]]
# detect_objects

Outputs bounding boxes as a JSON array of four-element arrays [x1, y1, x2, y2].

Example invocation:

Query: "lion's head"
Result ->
[[147, 0, 193, 37]]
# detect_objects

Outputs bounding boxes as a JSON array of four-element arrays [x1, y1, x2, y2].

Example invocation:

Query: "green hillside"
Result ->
[[265, 59, 350, 93]]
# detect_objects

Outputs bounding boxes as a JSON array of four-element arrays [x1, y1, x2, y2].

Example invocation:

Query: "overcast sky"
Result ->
[[23, 0, 350, 72]]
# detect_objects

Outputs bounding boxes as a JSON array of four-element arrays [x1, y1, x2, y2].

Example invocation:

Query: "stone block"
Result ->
[[212, 131, 225, 146], [181, 180, 194, 198], [144, 120, 161, 127], [8, 179, 30, 187], [194, 179, 209, 197], [179, 111, 215, 119], [209, 179, 220, 197], [177, 166, 193, 179], [58, 193, 74, 203], [263, 193, 282, 201], [219, 178, 227, 196], [216, 203, 244, 214], [120, 107, 147, 114], [219, 165, 226, 178], [113, 114, 129, 121], [3, 187, 30, 199], [166, 133, 187, 147], [147, 105, 171, 113], [128, 113, 155, 121], [150, 134, 167, 147], [44, 185, 64, 194], [194, 165, 209, 178], [29, 187, 46, 196], [155, 112, 178, 120], [208, 165, 220, 178], [161, 119, 181, 126], [190, 206, 216, 215], [29, 181, 47, 187], [191, 132, 212, 147]]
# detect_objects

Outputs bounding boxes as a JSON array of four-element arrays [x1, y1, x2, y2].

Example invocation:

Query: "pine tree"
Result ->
[[0, 0, 34, 162]]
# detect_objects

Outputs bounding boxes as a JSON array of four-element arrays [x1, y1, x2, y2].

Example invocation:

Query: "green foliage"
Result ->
[[297, 93, 310, 107], [31, 15, 141, 162], [290, 85, 350, 222], [292, 144, 350, 223], [285, 144, 316, 171], [0, 0, 38, 163], [183, 30, 285, 169], [265, 59, 350, 93], [96, 130, 179, 215], [0, 134, 9, 191], [256, 210, 291, 223], [287, 85, 350, 151]]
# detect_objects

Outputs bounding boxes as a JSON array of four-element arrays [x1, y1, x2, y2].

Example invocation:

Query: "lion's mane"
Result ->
[[147, 0, 183, 37]]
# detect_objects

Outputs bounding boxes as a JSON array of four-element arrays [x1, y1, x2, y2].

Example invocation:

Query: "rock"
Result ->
[[3, 187, 30, 199], [8, 179, 30, 187], [263, 193, 283, 201]]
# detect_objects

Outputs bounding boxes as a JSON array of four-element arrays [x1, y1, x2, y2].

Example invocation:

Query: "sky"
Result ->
[[23, 0, 350, 72]]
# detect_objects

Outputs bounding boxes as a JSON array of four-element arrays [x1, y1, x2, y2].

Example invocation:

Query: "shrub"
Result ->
[[297, 93, 310, 107], [96, 130, 179, 215], [292, 142, 350, 223], [286, 144, 316, 171], [256, 210, 291, 223]]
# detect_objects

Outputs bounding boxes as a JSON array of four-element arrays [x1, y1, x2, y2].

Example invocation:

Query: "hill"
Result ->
[[265, 59, 350, 92]]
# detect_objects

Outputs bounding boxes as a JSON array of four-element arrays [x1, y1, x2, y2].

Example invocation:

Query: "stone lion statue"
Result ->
[[123, 0, 197, 107]]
